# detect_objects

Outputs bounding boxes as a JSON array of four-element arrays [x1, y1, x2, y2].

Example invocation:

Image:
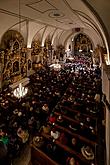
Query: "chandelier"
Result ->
[[13, 83, 28, 99]]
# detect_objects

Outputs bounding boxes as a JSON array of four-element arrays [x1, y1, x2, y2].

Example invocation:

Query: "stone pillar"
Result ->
[[27, 48, 32, 59], [26, 48, 33, 76], [72, 41, 74, 56], [102, 64, 110, 165], [106, 107, 110, 165], [0, 63, 2, 91], [52, 49, 54, 62]]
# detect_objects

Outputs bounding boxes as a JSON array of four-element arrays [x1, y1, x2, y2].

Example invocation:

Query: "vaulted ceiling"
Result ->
[[0, 0, 110, 59]]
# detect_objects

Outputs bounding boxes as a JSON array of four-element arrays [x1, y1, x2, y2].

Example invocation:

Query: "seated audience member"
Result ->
[[0, 141, 11, 165]]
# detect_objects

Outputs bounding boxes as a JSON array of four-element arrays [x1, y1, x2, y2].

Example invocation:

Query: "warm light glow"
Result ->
[[49, 63, 61, 69], [106, 60, 110, 65], [41, 43, 44, 47], [79, 49, 82, 52], [68, 57, 74, 60], [90, 49, 93, 53], [27, 43, 31, 48], [65, 49, 70, 52], [13, 83, 28, 99]]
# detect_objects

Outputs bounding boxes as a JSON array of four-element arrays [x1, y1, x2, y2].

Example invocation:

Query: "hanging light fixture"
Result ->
[[13, 83, 28, 99], [18, 0, 21, 33], [13, 1, 28, 99]]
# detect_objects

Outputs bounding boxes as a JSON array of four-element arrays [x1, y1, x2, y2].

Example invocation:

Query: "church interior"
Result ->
[[0, 0, 110, 165]]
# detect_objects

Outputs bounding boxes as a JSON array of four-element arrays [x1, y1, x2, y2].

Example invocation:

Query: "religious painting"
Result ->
[[0, 30, 28, 87], [28, 59, 32, 70], [13, 61, 19, 73]]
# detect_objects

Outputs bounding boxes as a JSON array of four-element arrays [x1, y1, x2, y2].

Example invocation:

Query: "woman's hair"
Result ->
[[0, 142, 11, 165]]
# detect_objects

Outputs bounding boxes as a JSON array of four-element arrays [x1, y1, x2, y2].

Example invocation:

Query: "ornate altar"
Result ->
[[0, 30, 27, 87], [74, 33, 93, 52], [31, 39, 42, 63], [43, 38, 52, 65]]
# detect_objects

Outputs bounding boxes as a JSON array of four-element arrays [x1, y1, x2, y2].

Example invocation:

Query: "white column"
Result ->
[[27, 48, 32, 59], [102, 64, 110, 165], [27, 48, 33, 76], [0, 63, 2, 91], [106, 107, 110, 165]]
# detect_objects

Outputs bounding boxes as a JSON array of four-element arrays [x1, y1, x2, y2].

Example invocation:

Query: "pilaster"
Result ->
[[102, 64, 110, 165]]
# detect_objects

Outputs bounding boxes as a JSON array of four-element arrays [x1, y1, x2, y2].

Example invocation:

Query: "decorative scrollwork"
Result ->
[[0, 30, 27, 86]]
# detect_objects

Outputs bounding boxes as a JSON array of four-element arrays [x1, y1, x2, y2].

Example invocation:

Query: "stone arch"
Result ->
[[0, 30, 24, 50]]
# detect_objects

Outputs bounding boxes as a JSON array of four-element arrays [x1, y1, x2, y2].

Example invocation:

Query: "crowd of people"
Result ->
[[0, 53, 103, 164], [0, 65, 73, 164]]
